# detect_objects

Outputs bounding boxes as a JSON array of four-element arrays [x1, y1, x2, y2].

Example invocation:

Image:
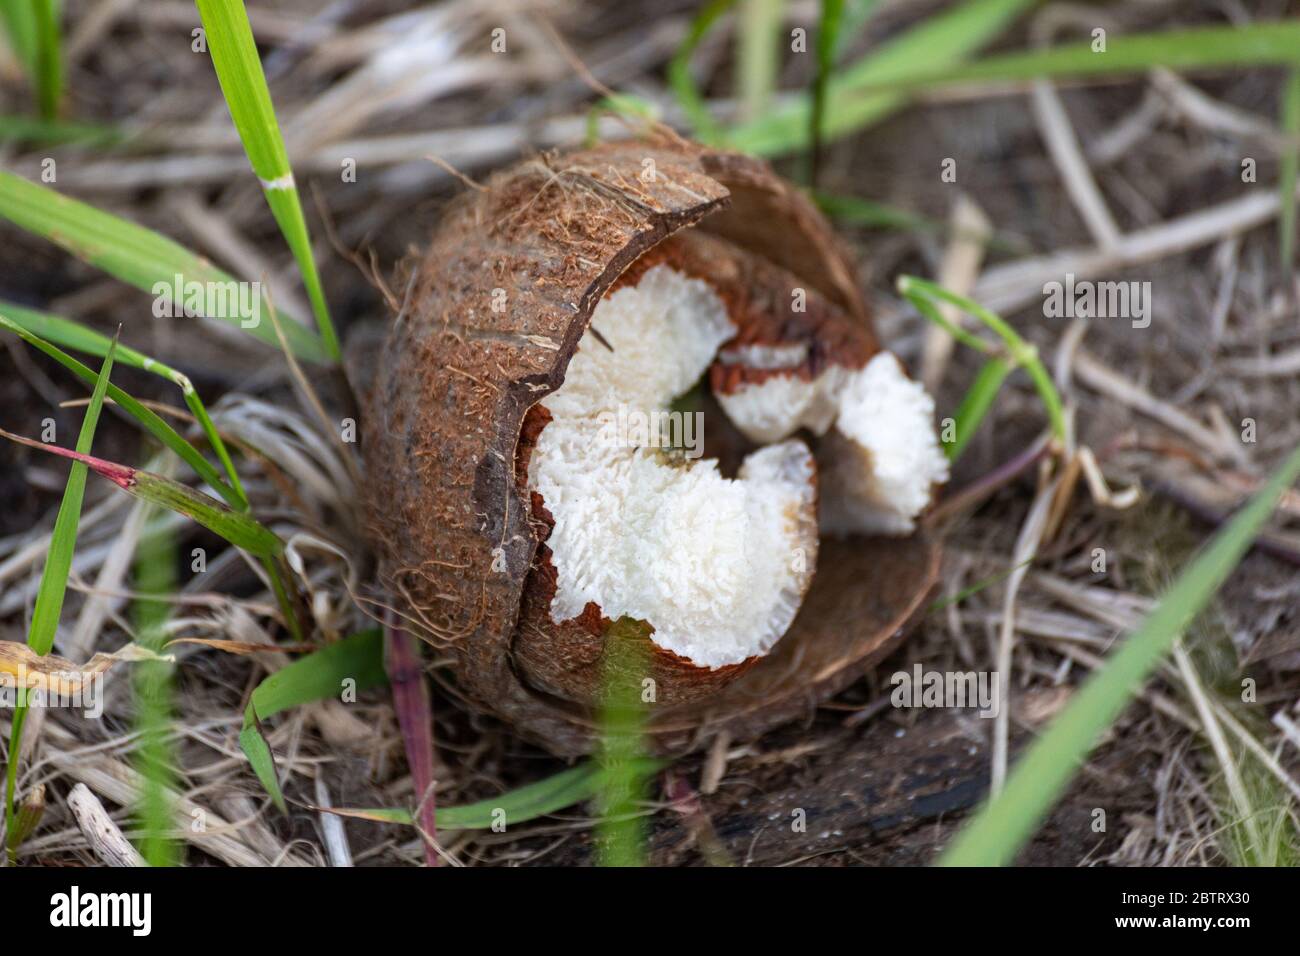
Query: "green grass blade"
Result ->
[[585, 93, 660, 146], [817, 191, 931, 231], [667, 0, 738, 144], [736, 0, 784, 124], [837, 0, 882, 56], [0, 299, 186, 381], [808, 0, 847, 182], [0, 312, 240, 506], [867, 20, 1300, 96], [133, 515, 179, 866], [445, 758, 666, 832], [183, 390, 245, 507], [240, 630, 386, 810], [29, 0, 62, 120], [945, 355, 1014, 463], [26, 337, 116, 657], [126, 470, 280, 556], [0, 171, 327, 361], [247, 628, 385, 721], [195, 0, 340, 362], [0, 301, 248, 506], [1280, 69, 1300, 269], [0, 307, 293, 636], [897, 276, 993, 354], [898, 275, 1066, 444], [595, 618, 652, 867], [0, 115, 124, 147], [729, 0, 1035, 155], [939, 440, 1300, 866], [0, 1, 38, 78], [0, 431, 281, 556], [5, 334, 116, 849], [927, 556, 1034, 614], [238, 722, 283, 812], [326, 758, 670, 831], [817, 191, 1027, 254]]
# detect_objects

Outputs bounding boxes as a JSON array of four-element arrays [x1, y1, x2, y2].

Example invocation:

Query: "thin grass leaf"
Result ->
[[195, 0, 340, 362], [1, 300, 183, 378], [898, 275, 1066, 445], [772, 16, 1300, 163], [817, 191, 1027, 254], [939, 440, 1300, 866], [29, 0, 62, 120], [132, 513, 179, 867], [596, 618, 651, 867], [817, 191, 931, 232], [0, 114, 124, 147], [808, 0, 846, 184], [837, 0, 882, 56], [25, 337, 116, 657], [927, 556, 1034, 614], [5, 335, 116, 850], [897, 276, 993, 355], [0, 311, 241, 506], [384, 618, 438, 864], [240, 630, 386, 811], [735, 0, 783, 124], [319, 806, 414, 825], [1280, 69, 1300, 269], [446, 768, 604, 830], [237, 720, 281, 812], [584, 92, 660, 146], [0, 431, 281, 557], [323, 758, 669, 831], [1, 303, 296, 637], [667, 0, 738, 143], [862, 20, 1300, 95], [0, 301, 248, 506], [729, 0, 1036, 155], [445, 758, 665, 830], [0, 1, 38, 78], [0, 171, 327, 361], [945, 355, 1014, 463]]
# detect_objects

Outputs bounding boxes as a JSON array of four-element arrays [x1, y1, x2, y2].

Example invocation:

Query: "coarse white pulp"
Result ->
[[528, 263, 945, 668], [716, 352, 949, 534]]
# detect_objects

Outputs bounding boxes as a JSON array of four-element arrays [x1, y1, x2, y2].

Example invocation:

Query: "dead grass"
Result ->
[[1, 0, 1299, 866]]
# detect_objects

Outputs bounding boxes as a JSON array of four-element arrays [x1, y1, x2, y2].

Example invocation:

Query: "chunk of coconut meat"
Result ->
[[528, 265, 818, 669], [715, 351, 949, 535]]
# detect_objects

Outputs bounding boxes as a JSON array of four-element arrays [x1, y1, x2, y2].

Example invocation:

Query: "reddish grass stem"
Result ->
[[383, 613, 438, 866]]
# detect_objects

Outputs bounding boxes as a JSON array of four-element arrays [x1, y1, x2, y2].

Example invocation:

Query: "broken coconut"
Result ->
[[365, 138, 946, 756]]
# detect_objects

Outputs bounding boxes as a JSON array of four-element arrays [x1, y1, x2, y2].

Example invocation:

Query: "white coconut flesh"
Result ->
[[715, 352, 950, 536], [527, 261, 943, 669]]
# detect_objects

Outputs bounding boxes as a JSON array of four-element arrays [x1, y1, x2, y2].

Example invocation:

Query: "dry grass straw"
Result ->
[[2, 0, 1299, 866]]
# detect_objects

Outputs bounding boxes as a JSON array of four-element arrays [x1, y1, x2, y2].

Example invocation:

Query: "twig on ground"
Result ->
[[920, 195, 992, 392], [67, 783, 145, 867], [314, 775, 353, 867]]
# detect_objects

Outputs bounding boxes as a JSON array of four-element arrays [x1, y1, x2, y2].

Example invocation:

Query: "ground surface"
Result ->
[[1, 0, 1298, 866]]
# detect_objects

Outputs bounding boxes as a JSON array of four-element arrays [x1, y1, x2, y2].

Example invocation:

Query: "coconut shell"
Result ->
[[364, 136, 940, 757]]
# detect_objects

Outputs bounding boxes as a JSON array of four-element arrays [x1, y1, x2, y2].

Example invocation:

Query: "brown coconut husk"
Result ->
[[364, 136, 941, 757]]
